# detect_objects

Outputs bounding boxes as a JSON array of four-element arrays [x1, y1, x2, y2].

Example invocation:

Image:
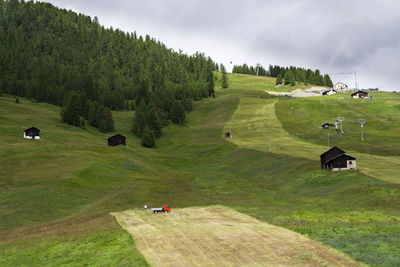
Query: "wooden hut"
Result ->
[[321, 123, 335, 130], [351, 91, 369, 99], [108, 134, 126, 146], [225, 132, 233, 138], [320, 147, 357, 171], [24, 127, 40, 140]]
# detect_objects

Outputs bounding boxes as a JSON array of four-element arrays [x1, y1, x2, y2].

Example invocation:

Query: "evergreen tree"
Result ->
[[87, 101, 102, 127], [132, 100, 148, 138], [206, 68, 215, 98], [276, 74, 283, 85], [99, 107, 114, 133], [284, 71, 291, 85], [324, 74, 334, 88], [147, 106, 162, 138], [297, 70, 305, 83], [170, 101, 186, 125], [61, 91, 81, 126], [314, 69, 324, 86], [284, 71, 296, 86], [182, 97, 193, 112], [141, 126, 156, 148], [221, 64, 228, 89]]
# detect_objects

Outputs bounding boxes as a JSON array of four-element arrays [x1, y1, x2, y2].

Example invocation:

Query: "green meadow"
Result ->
[[1, 73, 400, 266]]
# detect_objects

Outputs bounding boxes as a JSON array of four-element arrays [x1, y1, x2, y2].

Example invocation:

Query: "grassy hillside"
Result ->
[[1, 73, 400, 266], [225, 91, 400, 184], [276, 92, 400, 156], [214, 72, 315, 92]]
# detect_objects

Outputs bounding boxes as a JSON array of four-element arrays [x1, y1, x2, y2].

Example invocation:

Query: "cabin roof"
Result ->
[[108, 134, 126, 141], [24, 127, 40, 132], [326, 154, 357, 163], [320, 146, 346, 158], [351, 90, 369, 95]]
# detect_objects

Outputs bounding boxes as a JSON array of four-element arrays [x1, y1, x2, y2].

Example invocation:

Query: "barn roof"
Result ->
[[320, 146, 345, 158], [326, 154, 357, 164], [108, 134, 126, 141], [24, 127, 40, 132], [351, 90, 369, 96]]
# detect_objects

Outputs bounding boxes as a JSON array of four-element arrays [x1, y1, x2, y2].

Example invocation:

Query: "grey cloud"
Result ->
[[43, 0, 400, 90]]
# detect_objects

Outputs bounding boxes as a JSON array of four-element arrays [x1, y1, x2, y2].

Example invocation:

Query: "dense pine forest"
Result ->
[[0, 0, 216, 145], [232, 63, 333, 87]]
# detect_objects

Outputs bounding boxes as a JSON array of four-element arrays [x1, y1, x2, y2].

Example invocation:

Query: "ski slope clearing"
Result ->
[[112, 206, 360, 267], [224, 98, 400, 184]]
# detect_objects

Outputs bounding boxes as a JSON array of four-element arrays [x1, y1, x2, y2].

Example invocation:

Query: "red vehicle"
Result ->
[[151, 205, 171, 214]]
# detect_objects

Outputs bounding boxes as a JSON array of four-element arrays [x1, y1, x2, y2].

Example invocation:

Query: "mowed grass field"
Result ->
[[113, 206, 361, 267], [1, 73, 400, 266], [225, 96, 400, 184]]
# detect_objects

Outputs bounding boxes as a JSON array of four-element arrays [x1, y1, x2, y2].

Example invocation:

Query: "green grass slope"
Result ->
[[276, 92, 400, 156], [275, 92, 400, 183], [225, 93, 400, 184], [214, 72, 316, 92], [1, 73, 400, 266]]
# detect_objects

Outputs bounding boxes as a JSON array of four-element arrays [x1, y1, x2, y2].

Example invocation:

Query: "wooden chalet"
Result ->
[[322, 89, 337, 96], [24, 127, 40, 140], [108, 134, 126, 146], [322, 123, 334, 130], [351, 91, 369, 99], [320, 147, 357, 171], [225, 132, 233, 138]]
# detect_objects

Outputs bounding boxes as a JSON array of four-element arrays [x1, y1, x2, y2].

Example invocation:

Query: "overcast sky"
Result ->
[[43, 0, 400, 91]]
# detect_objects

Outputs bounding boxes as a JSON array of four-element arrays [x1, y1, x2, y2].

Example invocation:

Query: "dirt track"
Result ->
[[112, 206, 361, 267]]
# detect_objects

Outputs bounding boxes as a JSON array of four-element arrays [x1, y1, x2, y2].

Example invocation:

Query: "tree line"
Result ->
[[0, 0, 216, 146], [232, 63, 333, 87]]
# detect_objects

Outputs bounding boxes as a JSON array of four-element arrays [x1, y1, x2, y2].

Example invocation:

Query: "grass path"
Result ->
[[225, 98, 400, 184], [112, 206, 361, 267]]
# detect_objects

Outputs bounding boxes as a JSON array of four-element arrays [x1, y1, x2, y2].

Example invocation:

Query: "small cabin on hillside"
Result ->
[[108, 134, 126, 146], [225, 132, 233, 138], [320, 147, 357, 171], [321, 89, 337, 96], [351, 91, 370, 99], [24, 127, 40, 140], [333, 82, 348, 91], [321, 123, 334, 130]]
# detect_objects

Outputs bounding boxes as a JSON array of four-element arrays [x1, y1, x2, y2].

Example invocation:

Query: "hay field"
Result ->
[[112, 206, 360, 267]]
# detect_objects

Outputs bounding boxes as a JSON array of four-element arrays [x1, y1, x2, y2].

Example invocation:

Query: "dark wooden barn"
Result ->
[[351, 91, 369, 99], [320, 147, 357, 171], [225, 132, 233, 138], [321, 123, 334, 130], [108, 134, 126, 146], [24, 127, 40, 139]]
